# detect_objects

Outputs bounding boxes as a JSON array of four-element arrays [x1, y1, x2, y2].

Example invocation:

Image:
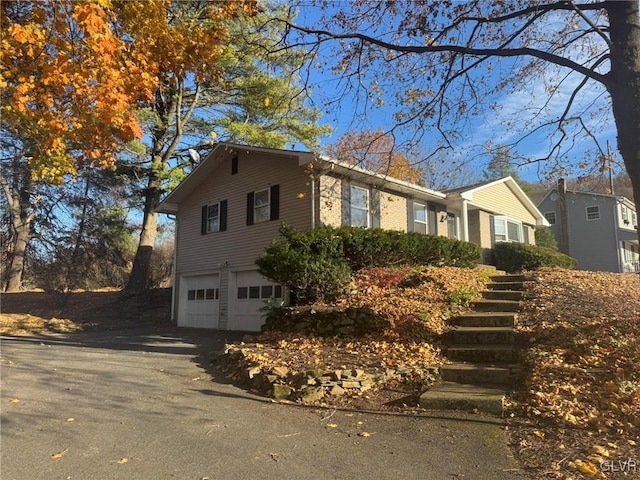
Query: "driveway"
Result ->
[[1, 326, 527, 479]]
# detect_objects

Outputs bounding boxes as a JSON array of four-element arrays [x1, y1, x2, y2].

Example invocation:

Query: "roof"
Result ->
[[157, 143, 315, 213], [157, 143, 547, 226], [446, 176, 549, 226]]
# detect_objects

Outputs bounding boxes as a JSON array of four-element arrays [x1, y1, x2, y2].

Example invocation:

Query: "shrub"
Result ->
[[256, 227, 351, 304], [493, 242, 577, 272], [257, 225, 481, 304], [534, 226, 559, 250]]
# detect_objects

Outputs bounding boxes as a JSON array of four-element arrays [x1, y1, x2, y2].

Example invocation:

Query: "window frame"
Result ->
[[586, 205, 600, 221], [350, 184, 370, 228], [253, 188, 270, 224], [413, 201, 428, 234], [493, 216, 524, 243], [544, 211, 557, 225], [206, 203, 220, 233]]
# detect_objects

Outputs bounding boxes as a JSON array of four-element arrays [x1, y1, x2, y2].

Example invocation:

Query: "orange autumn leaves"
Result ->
[[0, 0, 256, 183]]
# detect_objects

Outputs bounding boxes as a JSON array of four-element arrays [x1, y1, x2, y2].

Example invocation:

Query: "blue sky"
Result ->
[[291, 2, 620, 187]]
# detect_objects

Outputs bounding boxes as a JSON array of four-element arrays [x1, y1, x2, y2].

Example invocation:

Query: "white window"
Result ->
[[586, 205, 600, 221], [350, 185, 369, 227], [254, 188, 270, 223], [207, 203, 220, 232], [622, 206, 629, 222], [544, 211, 557, 225], [494, 216, 523, 243], [414, 202, 427, 234], [633, 211, 638, 226]]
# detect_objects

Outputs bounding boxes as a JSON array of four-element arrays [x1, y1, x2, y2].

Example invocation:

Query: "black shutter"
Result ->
[[220, 200, 227, 231], [231, 155, 238, 175], [489, 215, 496, 246], [371, 189, 380, 228], [407, 199, 414, 232], [428, 204, 437, 235], [247, 192, 254, 225], [341, 181, 351, 226], [201, 205, 208, 235], [270, 184, 280, 221]]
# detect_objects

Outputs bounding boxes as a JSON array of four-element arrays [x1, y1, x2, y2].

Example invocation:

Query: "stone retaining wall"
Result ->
[[221, 349, 438, 404], [262, 306, 391, 337]]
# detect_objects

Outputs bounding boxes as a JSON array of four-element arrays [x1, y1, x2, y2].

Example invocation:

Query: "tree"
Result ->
[[484, 146, 520, 182], [326, 129, 425, 185], [0, 0, 154, 291], [118, 2, 331, 295], [273, 1, 640, 244]]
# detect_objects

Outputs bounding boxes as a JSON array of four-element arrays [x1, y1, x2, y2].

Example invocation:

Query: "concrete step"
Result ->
[[447, 344, 516, 363], [440, 363, 522, 386], [481, 290, 523, 301], [487, 281, 524, 291], [452, 326, 514, 344], [451, 312, 516, 328], [490, 274, 525, 283], [471, 299, 520, 312], [418, 382, 505, 415]]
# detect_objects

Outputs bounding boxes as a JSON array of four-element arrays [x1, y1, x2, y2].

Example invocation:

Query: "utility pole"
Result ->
[[606, 141, 615, 195]]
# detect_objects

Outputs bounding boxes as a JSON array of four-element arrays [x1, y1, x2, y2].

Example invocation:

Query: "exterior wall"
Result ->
[[540, 190, 621, 272], [380, 191, 408, 231], [175, 150, 313, 275], [470, 182, 537, 225], [318, 174, 342, 227]]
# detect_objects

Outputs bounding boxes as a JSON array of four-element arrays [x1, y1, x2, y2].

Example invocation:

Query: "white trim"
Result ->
[[586, 205, 600, 221], [544, 211, 557, 225], [493, 216, 524, 243], [350, 184, 370, 228]]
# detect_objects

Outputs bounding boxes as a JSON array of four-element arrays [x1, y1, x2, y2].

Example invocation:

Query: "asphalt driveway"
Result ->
[[1, 326, 527, 479]]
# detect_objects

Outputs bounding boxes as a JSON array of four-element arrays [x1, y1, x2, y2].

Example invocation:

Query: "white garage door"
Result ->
[[230, 271, 284, 332], [179, 274, 220, 328]]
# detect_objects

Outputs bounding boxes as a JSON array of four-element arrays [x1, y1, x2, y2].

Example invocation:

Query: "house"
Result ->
[[158, 143, 548, 331], [538, 180, 639, 273]]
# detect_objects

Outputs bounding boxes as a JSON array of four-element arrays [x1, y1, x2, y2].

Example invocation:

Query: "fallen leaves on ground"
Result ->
[[509, 268, 640, 479], [223, 267, 490, 397]]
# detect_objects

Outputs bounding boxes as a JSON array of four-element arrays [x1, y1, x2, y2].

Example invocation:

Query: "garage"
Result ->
[[229, 271, 284, 332], [179, 274, 220, 328]]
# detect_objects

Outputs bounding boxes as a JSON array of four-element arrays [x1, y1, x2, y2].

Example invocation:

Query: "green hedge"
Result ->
[[256, 225, 481, 303], [492, 242, 577, 273]]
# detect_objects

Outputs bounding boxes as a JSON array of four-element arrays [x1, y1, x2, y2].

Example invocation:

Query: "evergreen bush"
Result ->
[[493, 242, 577, 272], [257, 225, 481, 304]]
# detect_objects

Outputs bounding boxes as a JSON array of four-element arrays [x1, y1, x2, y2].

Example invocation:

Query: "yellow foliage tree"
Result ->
[[1, 1, 156, 182], [327, 129, 426, 185]]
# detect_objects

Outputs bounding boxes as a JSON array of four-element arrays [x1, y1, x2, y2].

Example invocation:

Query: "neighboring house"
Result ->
[[158, 143, 548, 331], [538, 180, 639, 273]]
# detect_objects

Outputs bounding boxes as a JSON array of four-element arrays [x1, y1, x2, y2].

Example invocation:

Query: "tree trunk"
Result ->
[[122, 173, 161, 295], [2, 158, 37, 293], [5, 221, 30, 292], [606, 0, 640, 244]]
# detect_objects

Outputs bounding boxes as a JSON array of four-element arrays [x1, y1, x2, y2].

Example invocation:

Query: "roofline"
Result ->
[[541, 188, 636, 211], [305, 155, 447, 200], [449, 176, 549, 226], [158, 143, 315, 210]]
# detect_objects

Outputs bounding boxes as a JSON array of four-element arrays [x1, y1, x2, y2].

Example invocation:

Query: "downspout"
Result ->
[[613, 199, 623, 273], [311, 175, 316, 229], [170, 216, 178, 323]]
